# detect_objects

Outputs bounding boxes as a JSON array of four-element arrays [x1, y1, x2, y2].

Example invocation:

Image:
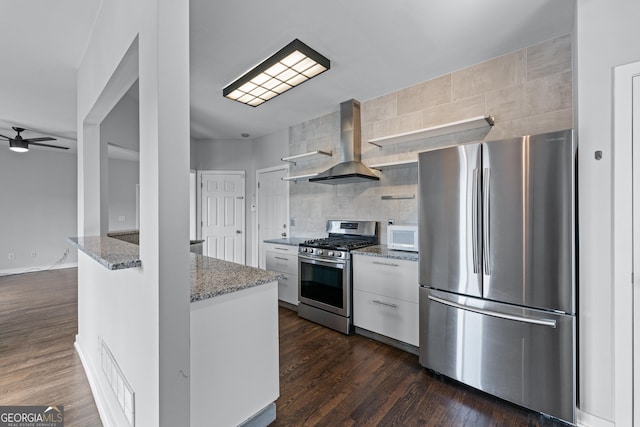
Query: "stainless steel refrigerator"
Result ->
[[418, 129, 576, 424]]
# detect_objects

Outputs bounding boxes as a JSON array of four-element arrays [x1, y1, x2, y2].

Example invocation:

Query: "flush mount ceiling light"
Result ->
[[223, 39, 330, 107]]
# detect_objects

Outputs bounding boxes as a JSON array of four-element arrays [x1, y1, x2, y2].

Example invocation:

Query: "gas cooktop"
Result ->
[[301, 237, 375, 251], [298, 220, 379, 260]]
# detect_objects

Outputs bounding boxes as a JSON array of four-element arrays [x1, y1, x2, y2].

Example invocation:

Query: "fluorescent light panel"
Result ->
[[223, 39, 330, 107]]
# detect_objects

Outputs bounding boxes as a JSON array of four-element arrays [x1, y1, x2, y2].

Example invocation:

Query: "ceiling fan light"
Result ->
[[223, 39, 330, 107], [9, 140, 28, 152]]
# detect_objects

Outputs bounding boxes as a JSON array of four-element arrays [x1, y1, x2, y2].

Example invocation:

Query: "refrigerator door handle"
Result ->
[[472, 168, 480, 273], [428, 295, 557, 328], [482, 168, 491, 275]]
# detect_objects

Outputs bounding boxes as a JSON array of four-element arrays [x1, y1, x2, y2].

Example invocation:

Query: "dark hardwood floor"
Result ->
[[275, 307, 568, 427], [0, 268, 101, 426], [0, 268, 568, 426]]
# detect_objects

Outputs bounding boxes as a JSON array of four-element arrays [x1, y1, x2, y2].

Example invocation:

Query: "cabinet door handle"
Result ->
[[275, 256, 289, 261], [372, 261, 399, 267], [373, 299, 398, 308], [275, 247, 288, 251]]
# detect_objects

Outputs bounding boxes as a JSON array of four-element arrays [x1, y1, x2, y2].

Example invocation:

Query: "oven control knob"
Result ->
[[328, 251, 334, 257], [336, 252, 343, 258], [317, 250, 323, 255]]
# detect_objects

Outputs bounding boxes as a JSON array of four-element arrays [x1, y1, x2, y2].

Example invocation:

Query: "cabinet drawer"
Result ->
[[352, 255, 418, 303], [265, 251, 297, 275], [277, 273, 298, 306], [264, 243, 298, 256], [353, 289, 419, 346]]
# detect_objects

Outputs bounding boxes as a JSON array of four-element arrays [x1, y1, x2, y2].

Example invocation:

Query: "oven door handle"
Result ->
[[298, 255, 347, 268]]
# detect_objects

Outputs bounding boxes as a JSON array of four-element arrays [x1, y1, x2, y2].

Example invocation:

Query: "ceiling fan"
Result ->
[[0, 127, 68, 153]]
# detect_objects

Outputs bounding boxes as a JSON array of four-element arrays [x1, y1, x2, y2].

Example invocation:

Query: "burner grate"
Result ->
[[301, 237, 375, 251]]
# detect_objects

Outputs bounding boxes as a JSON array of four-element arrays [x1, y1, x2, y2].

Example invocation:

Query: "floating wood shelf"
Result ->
[[281, 172, 319, 182], [368, 159, 418, 171], [281, 150, 332, 164], [368, 115, 495, 148]]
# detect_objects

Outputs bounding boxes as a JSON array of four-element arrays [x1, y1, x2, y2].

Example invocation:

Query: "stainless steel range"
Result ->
[[298, 220, 378, 334]]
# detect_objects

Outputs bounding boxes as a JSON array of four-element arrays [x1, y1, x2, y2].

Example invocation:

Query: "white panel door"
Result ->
[[200, 172, 245, 264], [256, 166, 289, 268]]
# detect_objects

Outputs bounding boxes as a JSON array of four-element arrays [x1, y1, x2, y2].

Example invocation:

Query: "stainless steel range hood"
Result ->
[[309, 99, 380, 184]]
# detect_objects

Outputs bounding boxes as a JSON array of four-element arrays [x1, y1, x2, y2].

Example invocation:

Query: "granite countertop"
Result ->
[[352, 245, 419, 262], [107, 230, 204, 246], [68, 236, 141, 270], [263, 237, 309, 246], [107, 230, 139, 245], [190, 253, 283, 302], [69, 235, 283, 302]]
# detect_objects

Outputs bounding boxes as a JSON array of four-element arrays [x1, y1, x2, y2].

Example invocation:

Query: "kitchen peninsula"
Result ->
[[68, 234, 282, 427]]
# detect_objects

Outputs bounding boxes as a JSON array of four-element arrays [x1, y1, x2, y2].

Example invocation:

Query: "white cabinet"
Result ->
[[191, 282, 279, 426], [353, 254, 419, 346], [264, 243, 298, 305]]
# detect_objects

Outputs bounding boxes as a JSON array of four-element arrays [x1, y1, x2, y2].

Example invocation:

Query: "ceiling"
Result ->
[[0, 0, 575, 147]]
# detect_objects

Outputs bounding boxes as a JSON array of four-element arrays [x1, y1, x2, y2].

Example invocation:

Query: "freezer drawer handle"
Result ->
[[428, 295, 557, 328], [373, 299, 398, 308], [372, 261, 399, 267], [274, 256, 289, 261], [472, 168, 480, 273], [482, 168, 491, 275]]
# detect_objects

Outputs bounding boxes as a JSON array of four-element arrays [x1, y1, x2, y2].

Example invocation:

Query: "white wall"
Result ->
[[108, 158, 139, 231], [102, 91, 140, 232], [251, 128, 289, 170], [0, 148, 78, 274], [101, 91, 140, 152], [191, 138, 252, 170], [76, 1, 190, 426], [576, 0, 640, 424]]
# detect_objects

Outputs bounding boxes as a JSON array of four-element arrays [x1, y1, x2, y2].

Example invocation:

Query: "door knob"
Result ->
[[281, 232, 287, 237]]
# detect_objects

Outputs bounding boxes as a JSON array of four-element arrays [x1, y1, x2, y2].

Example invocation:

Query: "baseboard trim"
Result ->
[[277, 300, 298, 312], [0, 262, 78, 276], [239, 402, 276, 427], [576, 409, 615, 427], [74, 335, 117, 427], [354, 327, 419, 356]]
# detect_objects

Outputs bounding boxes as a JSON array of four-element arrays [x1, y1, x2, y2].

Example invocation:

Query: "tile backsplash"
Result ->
[[289, 34, 573, 241]]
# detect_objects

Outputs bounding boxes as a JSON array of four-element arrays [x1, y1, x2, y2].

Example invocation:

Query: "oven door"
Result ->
[[299, 255, 350, 317]]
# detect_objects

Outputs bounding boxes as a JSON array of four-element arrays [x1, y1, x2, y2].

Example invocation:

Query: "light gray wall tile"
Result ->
[[527, 34, 572, 81], [362, 93, 397, 123], [485, 85, 524, 121], [397, 74, 451, 115], [422, 95, 486, 128], [397, 112, 424, 134], [486, 118, 528, 141], [525, 108, 573, 135], [524, 71, 572, 116], [452, 50, 525, 100], [372, 118, 403, 140]]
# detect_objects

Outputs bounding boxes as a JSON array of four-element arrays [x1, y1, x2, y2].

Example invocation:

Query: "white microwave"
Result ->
[[387, 225, 419, 252]]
